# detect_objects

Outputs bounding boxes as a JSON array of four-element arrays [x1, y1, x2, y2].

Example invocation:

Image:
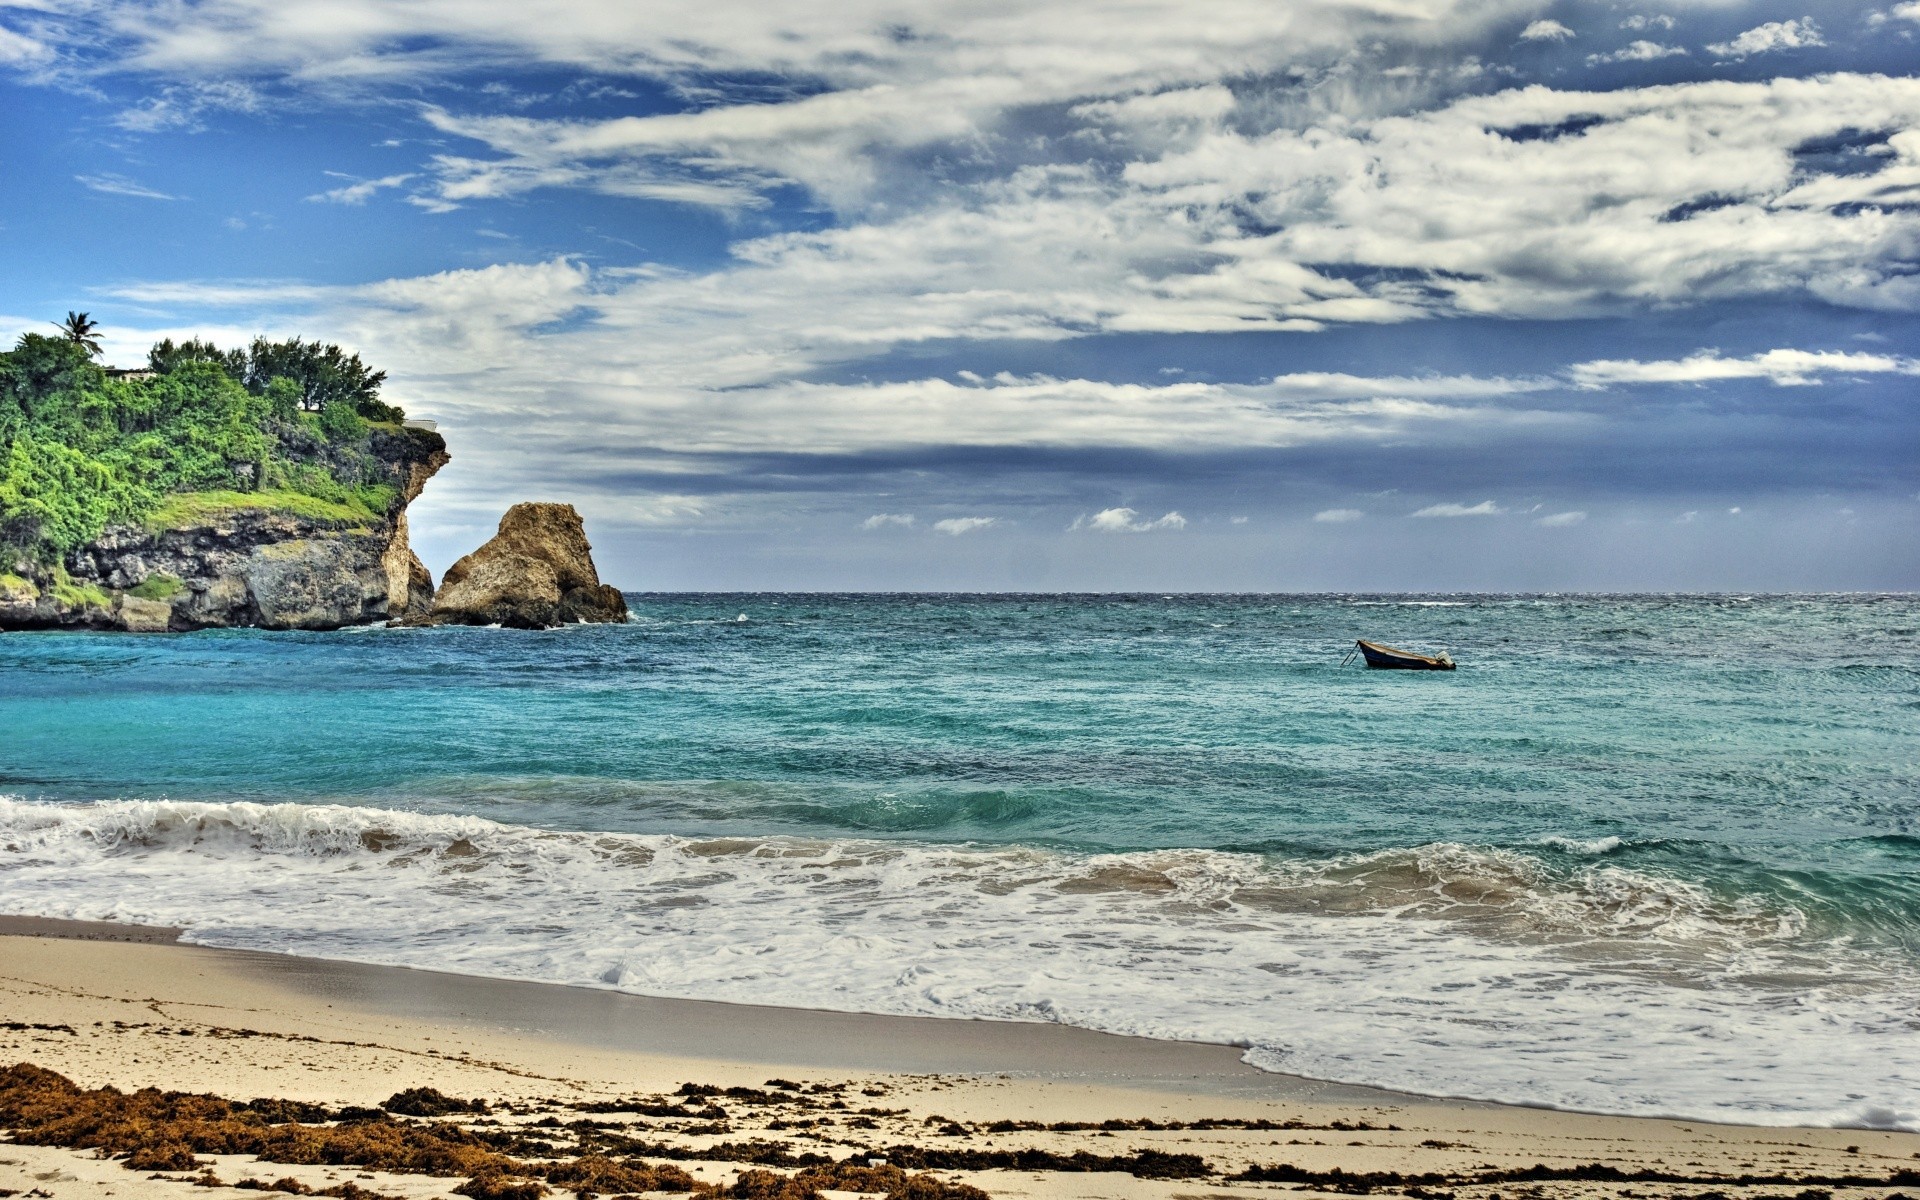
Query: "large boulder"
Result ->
[[420, 503, 627, 629]]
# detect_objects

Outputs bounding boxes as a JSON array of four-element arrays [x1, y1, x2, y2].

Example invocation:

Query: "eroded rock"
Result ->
[[416, 502, 627, 629]]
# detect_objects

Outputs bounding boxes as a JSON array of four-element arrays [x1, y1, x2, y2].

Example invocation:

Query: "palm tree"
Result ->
[[56, 311, 103, 357]]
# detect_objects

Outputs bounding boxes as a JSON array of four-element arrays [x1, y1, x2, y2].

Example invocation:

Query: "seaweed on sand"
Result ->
[[0, 1064, 991, 1200], [383, 1088, 489, 1117]]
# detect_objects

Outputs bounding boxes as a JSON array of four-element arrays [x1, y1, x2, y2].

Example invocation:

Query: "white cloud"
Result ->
[[307, 172, 415, 205], [35, 0, 1538, 211], [0, 23, 46, 63], [1621, 15, 1675, 32], [1585, 40, 1686, 64], [1536, 510, 1587, 526], [1569, 349, 1920, 388], [1892, 2, 1920, 23], [1707, 18, 1823, 58], [861, 513, 915, 529], [1518, 19, 1574, 41], [1411, 500, 1504, 517], [1073, 507, 1187, 532], [1313, 508, 1365, 522], [114, 80, 262, 133], [933, 516, 996, 536], [75, 173, 178, 200]]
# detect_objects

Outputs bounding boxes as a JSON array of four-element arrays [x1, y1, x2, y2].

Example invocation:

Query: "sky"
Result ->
[[1, 0, 1917, 591]]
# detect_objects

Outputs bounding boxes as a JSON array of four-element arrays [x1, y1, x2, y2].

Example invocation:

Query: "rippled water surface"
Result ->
[[3, 594, 1917, 1127]]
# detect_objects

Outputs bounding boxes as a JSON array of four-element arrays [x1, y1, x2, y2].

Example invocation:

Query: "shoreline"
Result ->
[[3, 920, 1917, 1200], [0, 914, 1428, 1103]]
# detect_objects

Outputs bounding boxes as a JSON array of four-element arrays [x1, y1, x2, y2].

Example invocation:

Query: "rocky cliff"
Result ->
[[0, 426, 448, 632]]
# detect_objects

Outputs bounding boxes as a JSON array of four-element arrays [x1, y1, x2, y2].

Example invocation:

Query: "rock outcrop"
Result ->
[[411, 502, 627, 629], [0, 426, 448, 633]]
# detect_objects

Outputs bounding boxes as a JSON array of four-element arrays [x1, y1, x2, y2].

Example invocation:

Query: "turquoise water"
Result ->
[[3, 594, 1918, 1126]]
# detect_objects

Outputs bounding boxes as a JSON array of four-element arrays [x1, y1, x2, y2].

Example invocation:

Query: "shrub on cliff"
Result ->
[[0, 328, 410, 562], [149, 335, 400, 422]]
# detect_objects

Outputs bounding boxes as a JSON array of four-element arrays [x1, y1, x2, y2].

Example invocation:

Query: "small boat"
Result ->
[[1352, 639, 1455, 670]]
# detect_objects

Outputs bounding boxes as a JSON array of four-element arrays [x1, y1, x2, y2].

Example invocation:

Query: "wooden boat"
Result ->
[[1353, 639, 1456, 670]]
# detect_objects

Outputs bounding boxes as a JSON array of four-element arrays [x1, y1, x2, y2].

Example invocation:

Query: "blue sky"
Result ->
[[2, 0, 1917, 589]]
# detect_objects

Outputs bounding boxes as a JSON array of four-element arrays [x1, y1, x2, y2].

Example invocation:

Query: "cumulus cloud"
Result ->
[[861, 513, 915, 529], [933, 516, 996, 535], [232, 70, 1920, 411], [1707, 18, 1823, 58], [1072, 507, 1187, 532], [1620, 15, 1675, 32], [27, 0, 1538, 211], [1314, 508, 1366, 522], [1892, 2, 1920, 23], [1411, 500, 1504, 517], [1518, 19, 1574, 41], [307, 172, 415, 205], [1536, 510, 1587, 526], [1585, 40, 1686, 64]]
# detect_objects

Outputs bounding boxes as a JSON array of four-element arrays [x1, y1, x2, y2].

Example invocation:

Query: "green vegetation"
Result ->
[[141, 487, 392, 532], [49, 564, 111, 611], [0, 327, 409, 563], [126, 573, 184, 601]]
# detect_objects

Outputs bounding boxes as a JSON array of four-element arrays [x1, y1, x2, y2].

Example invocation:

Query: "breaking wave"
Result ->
[[3, 797, 1917, 1130]]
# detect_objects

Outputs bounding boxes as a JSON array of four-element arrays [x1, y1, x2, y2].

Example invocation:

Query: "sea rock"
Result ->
[[0, 426, 449, 633], [115, 595, 174, 633], [417, 502, 627, 629]]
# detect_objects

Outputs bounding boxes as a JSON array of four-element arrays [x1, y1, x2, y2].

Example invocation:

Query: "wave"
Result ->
[[2, 797, 1917, 1130]]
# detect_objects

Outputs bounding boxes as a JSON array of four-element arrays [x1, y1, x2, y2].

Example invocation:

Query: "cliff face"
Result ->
[[0, 427, 448, 633]]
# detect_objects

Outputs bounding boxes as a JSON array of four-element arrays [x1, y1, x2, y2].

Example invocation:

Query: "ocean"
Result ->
[[2, 593, 1916, 1129]]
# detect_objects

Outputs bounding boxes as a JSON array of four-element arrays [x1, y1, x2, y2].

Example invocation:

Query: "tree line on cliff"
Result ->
[[1, 321, 410, 564]]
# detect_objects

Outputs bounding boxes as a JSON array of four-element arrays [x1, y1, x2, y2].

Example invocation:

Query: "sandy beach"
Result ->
[[3, 921, 1914, 1200]]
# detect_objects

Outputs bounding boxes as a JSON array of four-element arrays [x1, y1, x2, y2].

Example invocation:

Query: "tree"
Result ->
[[148, 337, 247, 381], [242, 337, 392, 418], [1, 334, 102, 426], [56, 312, 104, 358]]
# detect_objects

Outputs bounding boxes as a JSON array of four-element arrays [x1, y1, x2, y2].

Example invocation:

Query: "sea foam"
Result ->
[[2, 796, 1915, 1130]]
